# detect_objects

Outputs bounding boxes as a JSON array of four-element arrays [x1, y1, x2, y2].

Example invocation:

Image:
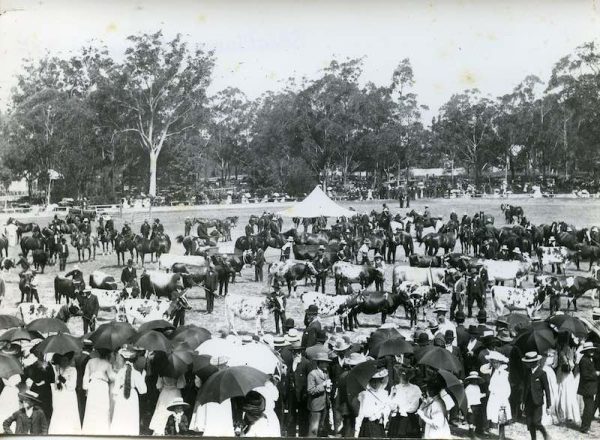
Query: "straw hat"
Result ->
[[273, 336, 289, 348], [581, 342, 597, 352], [118, 344, 140, 360], [332, 338, 351, 352], [522, 351, 542, 363], [496, 328, 513, 343], [372, 368, 388, 379], [312, 352, 331, 363], [167, 397, 189, 412], [485, 351, 509, 363], [318, 245, 326, 251], [374, 253, 383, 260], [434, 304, 448, 314], [465, 371, 484, 382], [18, 390, 42, 406], [513, 247, 521, 254], [345, 352, 367, 366]]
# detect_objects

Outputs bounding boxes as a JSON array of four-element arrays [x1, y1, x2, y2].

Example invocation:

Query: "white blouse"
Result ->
[[390, 383, 422, 415]]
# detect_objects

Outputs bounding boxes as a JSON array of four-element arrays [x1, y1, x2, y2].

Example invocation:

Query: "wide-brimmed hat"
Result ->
[[549, 236, 556, 243], [273, 336, 289, 348], [501, 245, 508, 251], [496, 328, 512, 342], [18, 390, 42, 406], [332, 338, 351, 352], [374, 253, 383, 260], [118, 344, 140, 360], [345, 352, 367, 366], [581, 342, 598, 352], [434, 304, 448, 314], [372, 368, 388, 379], [287, 236, 294, 242], [167, 397, 189, 412], [522, 351, 542, 363], [485, 351, 509, 363], [318, 245, 325, 251], [313, 352, 331, 363], [464, 371, 484, 382], [307, 305, 319, 315], [287, 328, 300, 339], [513, 247, 521, 254]]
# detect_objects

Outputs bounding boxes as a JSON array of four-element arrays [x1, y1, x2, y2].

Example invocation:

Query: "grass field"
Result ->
[[2, 196, 600, 439]]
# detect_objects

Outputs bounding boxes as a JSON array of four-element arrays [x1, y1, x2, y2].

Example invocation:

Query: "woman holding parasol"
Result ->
[[354, 367, 391, 438], [417, 379, 451, 439]]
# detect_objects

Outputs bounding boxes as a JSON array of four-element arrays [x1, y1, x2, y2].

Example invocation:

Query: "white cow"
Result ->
[[159, 254, 210, 270], [392, 266, 451, 290], [482, 259, 532, 286], [115, 298, 172, 325], [224, 295, 276, 335], [92, 288, 122, 310], [18, 303, 68, 325], [300, 291, 359, 327], [491, 286, 543, 317]]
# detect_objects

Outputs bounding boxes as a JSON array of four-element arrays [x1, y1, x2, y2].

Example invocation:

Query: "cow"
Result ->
[[574, 244, 600, 271], [159, 254, 210, 270], [31, 249, 50, 274], [224, 294, 281, 335], [300, 291, 360, 329], [396, 281, 442, 327], [443, 253, 478, 272], [0, 257, 15, 271], [391, 266, 454, 293], [491, 285, 547, 317], [481, 259, 532, 286], [344, 290, 405, 331], [219, 251, 254, 282], [18, 302, 80, 325], [564, 276, 600, 310], [332, 261, 384, 291], [535, 246, 571, 274], [114, 298, 174, 325], [409, 255, 443, 268], [92, 288, 122, 310], [140, 271, 184, 300], [54, 275, 86, 305], [268, 260, 319, 294], [89, 270, 118, 290]]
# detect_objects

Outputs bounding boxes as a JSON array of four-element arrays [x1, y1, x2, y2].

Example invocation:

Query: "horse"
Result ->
[[97, 225, 115, 254], [114, 233, 135, 266], [14, 221, 37, 243], [176, 235, 214, 255], [0, 235, 9, 258], [134, 235, 158, 265], [420, 229, 457, 256], [501, 204, 524, 224], [20, 236, 44, 258], [386, 230, 414, 263], [458, 223, 473, 254], [234, 231, 285, 253], [153, 233, 171, 260], [71, 232, 94, 261]]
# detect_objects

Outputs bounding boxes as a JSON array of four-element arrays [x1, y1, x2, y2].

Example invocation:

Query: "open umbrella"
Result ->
[[436, 369, 468, 415], [171, 326, 211, 349], [158, 349, 194, 378], [196, 338, 240, 359], [0, 353, 23, 378], [134, 330, 172, 352], [197, 366, 268, 405], [138, 320, 175, 334], [345, 359, 378, 404], [416, 347, 462, 375], [548, 315, 588, 338], [36, 333, 82, 355], [228, 343, 280, 374], [369, 328, 402, 352], [0, 315, 23, 330], [27, 318, 70, 334], [0, 328, 41, 343], [515, 323, 556, 353], [90, 322, 137, 351], [498, 313, 531, 333], [372, 337, 413, 358]]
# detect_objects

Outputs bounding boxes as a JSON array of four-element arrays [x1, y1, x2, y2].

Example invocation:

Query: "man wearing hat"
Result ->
[[306, 351, 332, 437], [152, 218, 164, 238], [511, 247, 524, 262], [454, 311, 469, 350], [121, 221, 132, 237], [140, 219, 151, 239], [58, 237, 69, 271], [462, 325, 483, 374], [435, 304, 457, 347], [578, 342, 599, 433], [499, 245, 510, 261], [281, 236, 294, 261], [254, 248, 265, 282], [328, 337, 350, 433], [521, 352, 551, 440], [302, 305, 322, 349], [357, 239, 370, 265], [335, 352, 365, 437], [121, 258, 137, 285], [477, 309, 491, 333], [2, 391, 48, 435], [285, 331, 305, 437], [312, 245, 330, 293], [373, 253, 385, 290], [450, 272, 468, 320], [423, 205, 431, 218], [164, 398, 190, 435], [80, 289, 99, 333], [467, 268, 485, 318], [337, 240, 352, 263]]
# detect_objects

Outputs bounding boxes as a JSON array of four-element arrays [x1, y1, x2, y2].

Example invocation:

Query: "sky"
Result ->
[[0, 0, 599, 120]]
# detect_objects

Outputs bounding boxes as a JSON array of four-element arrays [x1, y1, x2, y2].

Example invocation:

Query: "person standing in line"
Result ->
[[521, 351, 551, 440], [81, 349, 114, 434], [577, 342, 599, 433]]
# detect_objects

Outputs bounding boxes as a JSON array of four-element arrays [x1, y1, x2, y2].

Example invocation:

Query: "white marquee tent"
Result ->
[[278, 186, 355, 218]]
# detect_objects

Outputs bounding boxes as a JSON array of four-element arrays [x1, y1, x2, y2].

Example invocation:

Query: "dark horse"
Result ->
[[345, 290, 404, 331], [385, 230, 414, 263], [234, 231, 285, 253], [114, 233, 135, 266], [20, 235, 44, 258], [71, 232, 94, 261]]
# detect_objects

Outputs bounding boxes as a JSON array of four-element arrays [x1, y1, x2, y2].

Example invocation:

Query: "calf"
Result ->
[[332, 261, 384, 291], [140, 271, 184, 300], [89, 270, 118, 290], [224, 294, 280, 335], [491, 285, 546, 317], [114, 298, 174, 324]]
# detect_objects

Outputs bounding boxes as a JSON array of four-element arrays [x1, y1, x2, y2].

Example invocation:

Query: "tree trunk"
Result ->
[[148, 150, 159, 197]]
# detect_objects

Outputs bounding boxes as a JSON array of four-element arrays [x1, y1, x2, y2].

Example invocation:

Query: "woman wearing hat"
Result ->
[[416, 379, 451, 439], [540, 349, 559, 426], [355, 368, 391, 438], [241, 390, 279, 437], [47, 353, 81, 435], [149, 368, 186, 435], [0, 373, 22, 433], [389, 364, 421, 438], [2, 391, 48, 435], [110, 345, 147, 435], [464, 371, 485, 435], [555, 331, 580, 425], [164, 397, 190, 436], [484, 351, 512, 429], [81, 348, 115, 435]]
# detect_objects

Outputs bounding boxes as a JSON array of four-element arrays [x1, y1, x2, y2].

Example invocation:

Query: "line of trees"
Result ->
[[0, 33, 598, 203]]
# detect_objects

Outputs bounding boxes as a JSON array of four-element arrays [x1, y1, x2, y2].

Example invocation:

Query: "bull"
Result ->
[[140, 271, 184, 300], [491, 285, 547, 317], [89, 270, 118, 290], [332, 261, 384, 291], [224, 294, 281, 335], [54, 275, 86, 305]]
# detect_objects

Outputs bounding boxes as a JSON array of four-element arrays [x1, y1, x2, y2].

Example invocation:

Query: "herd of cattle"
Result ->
[[3, 203, 600, 335]]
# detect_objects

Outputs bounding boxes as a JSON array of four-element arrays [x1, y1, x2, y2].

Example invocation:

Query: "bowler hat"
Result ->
[[464, 371, 484, 382], [283, 318, 295, 330], [444, 330, 454, 342], [468, 325, 480, 336], [307, 305, 319, 315]]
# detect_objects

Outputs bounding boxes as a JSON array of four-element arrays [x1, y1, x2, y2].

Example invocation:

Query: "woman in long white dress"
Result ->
[[0, 373, 22, 434], [48, 353, 81, 435], [417, 382, 451, 440], [254, 378, 281, 437], [556, 334, 581, 424], [81, 349, 115, 435], [542, 350, 559, 426], [149, 374, 186, 435], [110, 345, 147, 436], [484, 352, 512, 425]]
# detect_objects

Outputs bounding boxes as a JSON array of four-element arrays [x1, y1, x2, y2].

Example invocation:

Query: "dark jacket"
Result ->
[[3, 407, 48, 435], [523, 367, 551, 409], [245, 224, 254, 237], [164, 413, 189, 435], [301, 318, 322, 349], [204, 269, 218, 292], [294, 356, 315, 402], [80, 294, 99, 318], [121, 267, 137, 284], [254, 250, 265, 267], [312, 254, 330, 274], [58, 243, 69, 258], [577, 355, 598, 397]]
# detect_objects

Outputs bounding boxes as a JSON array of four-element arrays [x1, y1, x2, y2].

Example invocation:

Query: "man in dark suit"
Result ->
[[121, 259, 137, 284], [578, 342, 599, 433], [454, 311, 469, 350], [79, 289, 99, 333], [3, 391, 48, 435], [521, 351, 551, 440], [312, 246, 330, 293], [467, 269, 485, 318], [58, 238, 69, 271], [301, 305, 321, 348], [73, 340, 93, 423]]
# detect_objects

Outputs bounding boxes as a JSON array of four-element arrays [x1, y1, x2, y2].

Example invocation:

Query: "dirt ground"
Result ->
[[1, 196, 600, 439]]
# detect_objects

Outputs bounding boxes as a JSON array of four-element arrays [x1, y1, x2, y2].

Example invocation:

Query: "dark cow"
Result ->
[[345, 290, 404, 331], [268, 260, 319, 294], [409, 254, 443, 268], [89, 270, 118, 290], [32, 249, 50, 274], [443, 253, 478, 272], [564, 276, 600, 310], [19, 273, 39, 303], [140, 271, 184, 300], [574, 244, 600, 271], [332, 261, 384, 291], [54, 275, 86, 305], [0, 257, 15, 271]]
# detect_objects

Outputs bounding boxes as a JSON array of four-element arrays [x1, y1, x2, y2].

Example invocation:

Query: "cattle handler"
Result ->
[[80, 289, 99, 333], [281, 236, 294, 261]]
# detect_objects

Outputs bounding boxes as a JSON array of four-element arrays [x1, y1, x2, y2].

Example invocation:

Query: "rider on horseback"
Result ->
[[141, 219, 151, 239], [122, 222, 132, 237]]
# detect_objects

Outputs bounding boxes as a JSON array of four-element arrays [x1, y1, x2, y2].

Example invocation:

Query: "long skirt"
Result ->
[[388, 413, 421, 438], [557, 370, 581, 424], [110, 391, 140, 436], [359, 419, 385, 438], [48, 389, 81, 435], [149, 386, 182, 435], [82, 379, 111, 435]]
